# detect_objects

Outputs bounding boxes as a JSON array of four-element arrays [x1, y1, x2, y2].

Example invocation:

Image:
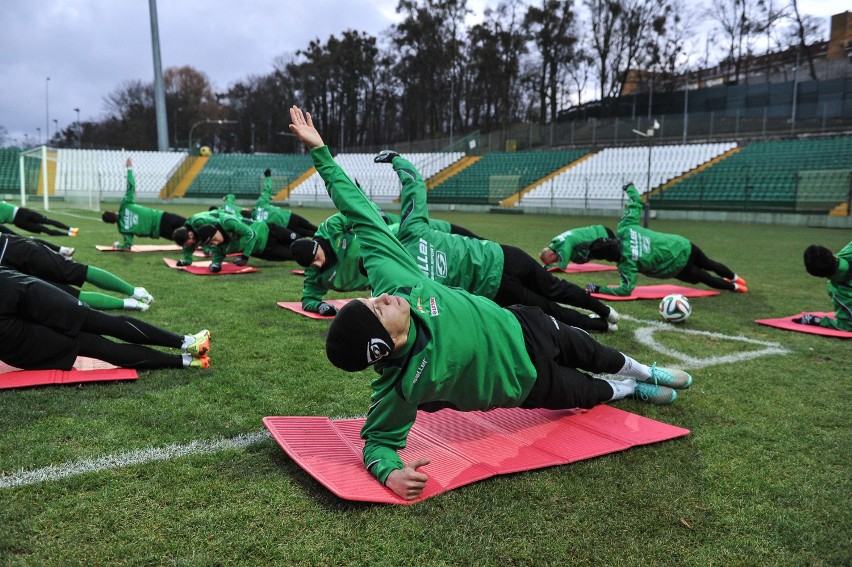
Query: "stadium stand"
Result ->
[[183, 153, 314, 199], [650, 136, 852, 212], [520, 142, 736, 209], [0, 148, 21, 193], [428, 149, 588, 205], [56, 149, 187, 201], [288, 152, 465, 205]]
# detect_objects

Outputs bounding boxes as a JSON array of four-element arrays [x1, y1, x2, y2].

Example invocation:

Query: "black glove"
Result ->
[[317, 303, 338, 317], [792, 314, 821, 326], [264, 168, 272, 178], [374, 150, 400, 163], [622, 183, 633, 192], [209, 263, 222, 273], [585, 282, 600, 294], [233, 255, 250, 267], [175, 259, 191, 267]]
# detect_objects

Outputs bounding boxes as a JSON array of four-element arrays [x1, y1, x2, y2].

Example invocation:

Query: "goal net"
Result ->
[[19, 146, 101, 211]]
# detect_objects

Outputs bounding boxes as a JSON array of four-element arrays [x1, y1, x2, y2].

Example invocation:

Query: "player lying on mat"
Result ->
[[288, 104, 693, 500], [794, 241, 851, 331], [101, 158, 187, 249], [582, 182, 747, 297], [0, 267, 211, 370]]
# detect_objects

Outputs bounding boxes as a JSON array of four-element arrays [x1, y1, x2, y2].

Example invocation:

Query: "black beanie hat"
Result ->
[[326, 300, 394, 372], [290, 238, 319, 267], [195, 224, 218, 245]]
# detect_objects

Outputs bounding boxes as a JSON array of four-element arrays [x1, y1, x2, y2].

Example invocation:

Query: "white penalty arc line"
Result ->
[[0, 430, 271, 490]]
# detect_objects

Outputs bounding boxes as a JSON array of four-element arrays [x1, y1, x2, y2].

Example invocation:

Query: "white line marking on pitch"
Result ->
[[0, 430, 271, 490], [622, 315, 789, 369], [1, 318, 786, 490]]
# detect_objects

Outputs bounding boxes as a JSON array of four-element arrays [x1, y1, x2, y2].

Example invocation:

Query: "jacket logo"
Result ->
[[435, 251, 447, 278], [429, 297, 439, 316]]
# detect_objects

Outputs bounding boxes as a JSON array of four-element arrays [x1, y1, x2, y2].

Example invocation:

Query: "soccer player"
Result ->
[[373, 150, 619, 333], [0, 224, 74, 257], [0, 233, 153, 311], [0, 267, 210, 371], [540, 225, 614, 268], [794, 241, 851, 331], [252, 168, 317, 237], [0, 201, 77, 237], [288, 105, 692, 500], [172, 210, 299, 272], [290, 213, 370, 316], [584, 183, 747, 296], [101, 158, 187, 249]]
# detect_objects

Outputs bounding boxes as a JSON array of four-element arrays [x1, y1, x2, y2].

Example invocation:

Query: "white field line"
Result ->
[[1, 319, 786, 491], [0, 430, 270, 490]]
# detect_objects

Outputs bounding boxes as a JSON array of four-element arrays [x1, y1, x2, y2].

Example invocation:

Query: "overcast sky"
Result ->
[[0, 0, 846, 146]]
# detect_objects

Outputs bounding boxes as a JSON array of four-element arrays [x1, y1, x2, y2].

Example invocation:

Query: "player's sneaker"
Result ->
[[793, 313, 822, 326], [59, 246, 75, 257], [68, 227, 79, 237], [185, 329, 211, 356], [189, 355, 210, 369], [607, 322, 619, 332], [733, 282, 748, 293], [641, 363, 692, 389], [124, 298, 149, 312], [374, 150, 400, 163], [133, 287, 154, 304], [606, 306, 620, 324], [631, 382, 677, 405], [733, 275, 747, 287]]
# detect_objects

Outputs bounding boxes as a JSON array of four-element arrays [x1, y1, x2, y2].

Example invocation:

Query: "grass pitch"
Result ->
[[0, 203, 849, 565]]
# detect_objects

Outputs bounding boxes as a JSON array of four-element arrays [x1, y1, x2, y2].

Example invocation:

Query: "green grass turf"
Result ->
[[0, 203, 849, 565]]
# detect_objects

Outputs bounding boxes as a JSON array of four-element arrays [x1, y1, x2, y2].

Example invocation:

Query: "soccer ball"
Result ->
[[659, 293, 691, 323], [199, 146, 212, 157]]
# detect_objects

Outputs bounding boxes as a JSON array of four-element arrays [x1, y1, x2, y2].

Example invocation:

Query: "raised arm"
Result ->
[[617, 183, 643, 232]]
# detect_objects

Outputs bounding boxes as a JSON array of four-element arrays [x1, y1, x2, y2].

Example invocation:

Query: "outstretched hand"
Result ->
[[385, 458, 431, 500], [288, 105, 324, 149]]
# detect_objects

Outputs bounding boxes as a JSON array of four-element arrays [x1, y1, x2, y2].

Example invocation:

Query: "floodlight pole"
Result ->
[[74, 107, 81, 148], [188, 119, 238, 154], [45, 77, 50, 142]]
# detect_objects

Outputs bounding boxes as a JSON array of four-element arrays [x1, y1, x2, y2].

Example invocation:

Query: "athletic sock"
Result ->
[[616, 355, 651, 380], [78, 291, 125, 310], [181, 353, 192, 367], [604, 378, 637, 401], [181, 335, 196, 350], [85, 266, 135, 295]]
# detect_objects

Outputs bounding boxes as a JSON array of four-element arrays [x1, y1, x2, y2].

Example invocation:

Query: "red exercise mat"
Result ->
[[0, 357, 138, 389], [162, 257, 259, 275], [755, 311, 852, 338], [276, 299, 353, 319], [547, 263, 618, 273], [96, 244, 181, 252], [591, 284, 721, 301], [263, 405, 690, 504]]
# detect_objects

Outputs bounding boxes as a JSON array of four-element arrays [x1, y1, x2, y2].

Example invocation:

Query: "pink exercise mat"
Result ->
[[591, 284, 721, 301], [755, 311, 852, 338], [96, 244, 181, 252], [0, 357, 138, 389], [162, 257, 259, 275], [547, 263, 618, 273], [264, 405, 690, 504], [276, 299, 353, 319]]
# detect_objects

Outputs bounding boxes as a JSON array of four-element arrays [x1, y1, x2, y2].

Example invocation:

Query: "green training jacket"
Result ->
[[300, 212, 370, 312], [114, 167, 165, 248], [547, 225, 610, 268], [599, 184, 692, 296], [312, 145, 537, 485], [253, 177, 294, 227], [180, 211, 267, 265], [822, 240, 852, 331], [0, 202, 17, 224], [393, 155, 504, 299]]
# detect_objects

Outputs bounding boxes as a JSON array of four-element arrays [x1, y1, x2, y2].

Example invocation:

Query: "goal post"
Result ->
[[19, 146, 102, 211]]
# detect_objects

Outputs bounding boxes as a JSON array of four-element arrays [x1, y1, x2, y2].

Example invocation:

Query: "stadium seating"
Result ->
[[520, 142, 736, 209], [425, 149, 588, 204], [0, 148, 22, 193], [652, 136, 852, 210], [184, 154, 314, 199], [288, 152, 466, 205], [56, 149, 187, 200]]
